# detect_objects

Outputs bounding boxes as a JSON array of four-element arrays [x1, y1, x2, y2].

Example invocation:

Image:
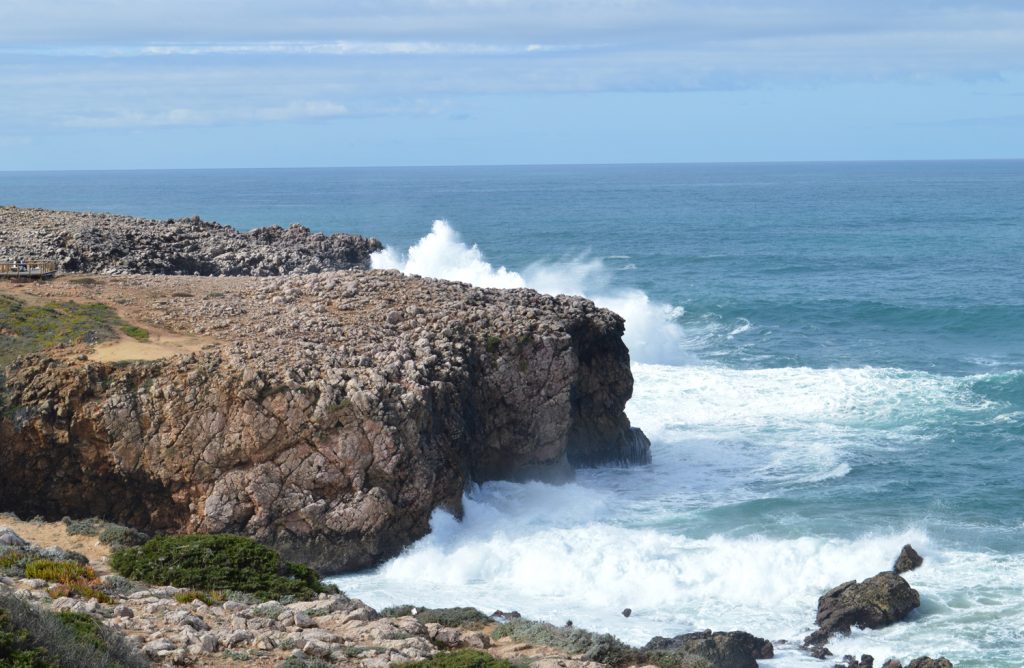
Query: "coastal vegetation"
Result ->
[[0, 593, 147, 668], [0, 295, 120, 365], [395, 649, 514, 668], [382, 606, 491, 630], [110, 534, 340, 602]]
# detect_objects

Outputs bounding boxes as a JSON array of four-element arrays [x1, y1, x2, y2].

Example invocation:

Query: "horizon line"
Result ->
[[3, 157, 1024, 174]]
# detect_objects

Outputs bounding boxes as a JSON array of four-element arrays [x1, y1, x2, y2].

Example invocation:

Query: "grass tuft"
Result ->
[[120, 325, 149, 342]]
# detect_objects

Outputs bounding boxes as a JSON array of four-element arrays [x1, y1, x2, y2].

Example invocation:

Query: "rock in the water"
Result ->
[[880, 661, 902, 668], [893, 544, 924, 574], [906, 658, 953, 668], [835, 655, 874, 668], [621, 608, 632, 618], [805, 572, 920, 646], [644, 630, 774, 668]]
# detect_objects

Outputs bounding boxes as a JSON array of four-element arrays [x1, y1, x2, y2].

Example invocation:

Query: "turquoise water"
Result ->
[[3, 162, 1023, 665]]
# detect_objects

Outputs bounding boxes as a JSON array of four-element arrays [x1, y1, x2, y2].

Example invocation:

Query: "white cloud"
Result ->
[[63, 100, 349, 128]]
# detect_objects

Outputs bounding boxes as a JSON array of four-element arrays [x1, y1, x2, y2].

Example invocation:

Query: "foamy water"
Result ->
[[331, 220, 1024, 667]]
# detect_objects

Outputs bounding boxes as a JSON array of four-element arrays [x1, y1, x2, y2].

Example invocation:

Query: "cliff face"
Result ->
[[0, 270, 647, 572], [0, 206, 382, 275]]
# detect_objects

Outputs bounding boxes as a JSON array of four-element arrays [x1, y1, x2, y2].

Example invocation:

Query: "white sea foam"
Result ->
[[371, 220, 687, 364], [359, 222, 1024, 666]]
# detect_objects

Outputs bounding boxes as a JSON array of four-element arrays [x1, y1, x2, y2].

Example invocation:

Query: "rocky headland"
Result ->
[[0, 265, 648, 572], [0, 206, 382, 276], [0, 207, 951, 667]]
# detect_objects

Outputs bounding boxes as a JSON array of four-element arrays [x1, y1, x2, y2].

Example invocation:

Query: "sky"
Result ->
[[1, 0, 1023, 169]]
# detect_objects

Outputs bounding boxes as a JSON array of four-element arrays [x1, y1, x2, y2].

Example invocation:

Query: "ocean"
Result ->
[[2, 161, 1022, 666]]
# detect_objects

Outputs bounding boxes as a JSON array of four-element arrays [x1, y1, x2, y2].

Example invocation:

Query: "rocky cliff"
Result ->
[[0, 206, 382, 275], [0, 270, 648, 572]]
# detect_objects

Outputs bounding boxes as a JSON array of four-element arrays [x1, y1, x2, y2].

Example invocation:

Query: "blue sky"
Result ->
[[1, 0, 1023, 169]]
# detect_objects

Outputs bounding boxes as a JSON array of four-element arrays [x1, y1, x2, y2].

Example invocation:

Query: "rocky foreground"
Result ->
[[0, 206, 382, 276], [0, 269, 648, 571]]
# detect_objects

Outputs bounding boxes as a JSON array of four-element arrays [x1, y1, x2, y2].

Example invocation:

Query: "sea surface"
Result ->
[[3, 161, 1023, 666]]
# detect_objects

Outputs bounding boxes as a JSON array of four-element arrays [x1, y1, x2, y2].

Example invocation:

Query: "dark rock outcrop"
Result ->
[[644, 630, 774, 668], [882, 658, 953, 668], [804, 571, 920, 647], [893, 544, 924, 574], [835, 655, 874, 668], [0, 206, 382, 276], [0, 270, 648, 572]]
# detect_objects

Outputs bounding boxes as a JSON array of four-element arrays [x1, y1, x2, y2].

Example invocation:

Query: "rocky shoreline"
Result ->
[[0, 207, 952, 667]]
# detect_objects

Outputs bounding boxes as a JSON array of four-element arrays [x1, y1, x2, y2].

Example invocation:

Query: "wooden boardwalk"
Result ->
[[0, 260, 58, 280]]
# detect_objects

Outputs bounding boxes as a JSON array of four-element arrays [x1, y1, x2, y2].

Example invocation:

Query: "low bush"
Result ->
[[491, 619, 637, 666], [274, 656, 334, 668], [120, 325, 149, 342], [110, 534, 338, 602], [47, 582, 113, 604], [98, 526, 149, 549], [395, 649, 514, 668], [98, 575, 142, 598], [416, 608, 492, 629], [0, 593, 148, 668], [382, 605, 492, 629], [24, 560, 95, 585], [173, 590, 223, 606]]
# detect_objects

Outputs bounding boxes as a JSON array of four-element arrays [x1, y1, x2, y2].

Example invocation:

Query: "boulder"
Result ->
[[907, 658, 953, 668], [644, 630, 774, 668], [805, 572, 920, 646], [893, 545, 924, 574]]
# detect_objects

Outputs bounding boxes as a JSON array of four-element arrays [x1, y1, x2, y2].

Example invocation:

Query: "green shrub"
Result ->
[[0, 594, 147, 668], [47, 582, 113, 604], [62, 517, 107, 537], [54, 612, 105, 650], [415, 608, 491, 630], [98, 575, 142, 598], [173, 590, 223, 606], [24, 560, 94, 585], [275, 656, 334, 668], [395, 649, 514, 668], [120, 325, 149, 342], [110, 534, 338, 602], [382, 605, 491, 629], [0, 608, 53, 667], [0, 297, 121, 365], [98, 526, 149, 549], [491, 619, 637, 667]]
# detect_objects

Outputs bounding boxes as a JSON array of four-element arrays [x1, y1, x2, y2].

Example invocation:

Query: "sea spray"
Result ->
[[372, 219, 688, 364]]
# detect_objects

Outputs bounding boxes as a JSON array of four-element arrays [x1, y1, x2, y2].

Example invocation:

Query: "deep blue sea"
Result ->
[[3, 162, 1023, 666]]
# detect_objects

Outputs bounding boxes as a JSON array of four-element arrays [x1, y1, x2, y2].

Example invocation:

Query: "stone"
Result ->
[[199, 633, 220, 653], [622, 608, 632, 618], [644, 630, 774, 668], [893, 545, 924, 574], [143, 638, 176, 657], [807, 572, 920, 645], [113, 605, 134, 618], [906, 658, 953, 668], [222, 629, 254, 648], [0, 527, 28, 547], [293, 610, 316, 628]]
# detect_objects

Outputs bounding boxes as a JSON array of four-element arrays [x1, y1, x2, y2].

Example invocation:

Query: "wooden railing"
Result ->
[[0, 259, 58, 276]]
